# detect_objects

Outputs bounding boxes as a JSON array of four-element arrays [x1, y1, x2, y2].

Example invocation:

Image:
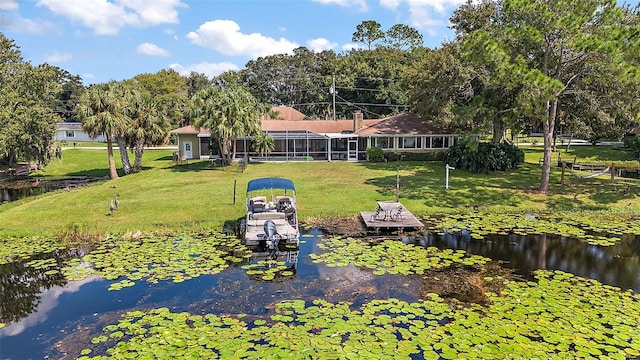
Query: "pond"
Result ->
[[0, 177, 101, 204], [1, 229, 639, 359]]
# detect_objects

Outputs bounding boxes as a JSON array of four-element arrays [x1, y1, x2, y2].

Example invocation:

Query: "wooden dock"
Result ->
[[360, 201, 424, 234]]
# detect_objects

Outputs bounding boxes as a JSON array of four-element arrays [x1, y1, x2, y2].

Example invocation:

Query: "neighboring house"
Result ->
[[55, 122, 106, 142], [170, 109, 458, 162], [263, 105, 309, 121]]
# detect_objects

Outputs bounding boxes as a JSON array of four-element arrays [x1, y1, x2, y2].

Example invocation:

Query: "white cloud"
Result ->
[[1, 14, 56, 34], [307, 38, 337, 52], [0, 1, 56, 34], [342, 42, 362, 51], [1, 278, 97, 336], [378, 0, 463, 33], [379, 0, 400, 9], [169, 61, 239, 78], [137, 42, 170, 57], [186, 20, 299, 58], [312, 0, 367, 11], [36, 0, 187, 35], [0, 0, 18, 11], [44, 50, 72, 63], [117, 0, 186, 25]]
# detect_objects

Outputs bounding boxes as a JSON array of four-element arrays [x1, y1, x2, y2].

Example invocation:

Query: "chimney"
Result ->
[[353, 111, 363, 132]]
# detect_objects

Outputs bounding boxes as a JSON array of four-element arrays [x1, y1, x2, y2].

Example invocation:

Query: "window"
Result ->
[[332, 138, 347, 151], [374, 137, 392, 149], [399, 136, 420, 149], [66, 130, 75, 138]]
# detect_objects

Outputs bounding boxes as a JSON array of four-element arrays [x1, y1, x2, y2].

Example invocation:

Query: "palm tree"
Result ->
[[191, 85, 266, 165], [77, 81, 134, 179], [251, 131, 275, 159], [127, 92, 166, 173]]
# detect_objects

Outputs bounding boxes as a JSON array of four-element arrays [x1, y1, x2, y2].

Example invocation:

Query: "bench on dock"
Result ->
[[361, 201, 424, 234]]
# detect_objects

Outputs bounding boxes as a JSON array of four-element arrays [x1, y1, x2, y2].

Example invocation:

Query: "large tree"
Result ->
[[241, 47, 335, 118], [131, 69, 189, 129], [52, 67, 84, 122], [185, 71, 213, 98], [0, 34, 61, 167], [191, 85, 268, 165], [384, 24, 424, 51], [352, 20, 385, 50], [330, 47, 415, 118], [403, 41, 522, 143], [456, 0, 639, 192]]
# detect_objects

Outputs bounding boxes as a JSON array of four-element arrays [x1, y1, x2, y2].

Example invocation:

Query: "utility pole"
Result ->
[[331, 75, 336, 120]]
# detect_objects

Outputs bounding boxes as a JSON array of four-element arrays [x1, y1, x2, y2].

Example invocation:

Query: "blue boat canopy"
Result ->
[[247, 178, 296, 192]]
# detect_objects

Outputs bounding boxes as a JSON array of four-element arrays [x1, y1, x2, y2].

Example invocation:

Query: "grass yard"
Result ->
[[1, 145, 639, 236]]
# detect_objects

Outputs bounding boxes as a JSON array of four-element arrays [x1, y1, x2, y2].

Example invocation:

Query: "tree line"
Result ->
[[1, 1, 639, 191]]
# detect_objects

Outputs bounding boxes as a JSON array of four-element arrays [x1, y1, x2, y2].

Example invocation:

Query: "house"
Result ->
[[55, 122, 106, 143], [170, 108, 458, 162], [263, 105, 309, 121]]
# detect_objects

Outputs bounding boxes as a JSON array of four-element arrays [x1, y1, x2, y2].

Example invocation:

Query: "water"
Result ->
[[0, 177, 100, 204], [413, 231, 640, 292], [1, 230, 639, 359]]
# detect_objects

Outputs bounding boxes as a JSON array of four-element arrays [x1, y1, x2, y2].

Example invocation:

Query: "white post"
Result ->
[[445, 164, 455, 189]]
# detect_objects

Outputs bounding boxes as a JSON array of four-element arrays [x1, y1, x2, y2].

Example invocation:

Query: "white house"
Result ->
[[55, 122, 106, 142]]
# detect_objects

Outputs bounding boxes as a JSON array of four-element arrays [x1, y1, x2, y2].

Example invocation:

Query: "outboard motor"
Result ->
[[263, 219, 279, 252]]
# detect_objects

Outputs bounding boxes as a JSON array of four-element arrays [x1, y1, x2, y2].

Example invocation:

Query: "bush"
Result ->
[[625, 135, 640, 162], [383, 151, 446, 162], [366, 147, 385, 162], [444, 141, 524, 173]]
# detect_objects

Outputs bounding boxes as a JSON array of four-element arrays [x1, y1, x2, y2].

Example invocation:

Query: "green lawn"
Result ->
[[1, 146, 638, 236], [522, 144, 638, 165]]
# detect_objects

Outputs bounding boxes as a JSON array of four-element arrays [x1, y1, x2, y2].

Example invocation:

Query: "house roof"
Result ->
[[262, 119, 379, 134], [264, 106, 308, 121], [56, 122, 83, 131], [170, 125, 205, 135], [171, 112, 455, 137], [355, 112, 456, 135]]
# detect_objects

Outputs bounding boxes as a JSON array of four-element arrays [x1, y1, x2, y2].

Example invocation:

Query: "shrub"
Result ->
[[383, 151, 445, 162], [366, 147, 385, 162], [625, 135, 640, 162], [444, 141, 524, 173]]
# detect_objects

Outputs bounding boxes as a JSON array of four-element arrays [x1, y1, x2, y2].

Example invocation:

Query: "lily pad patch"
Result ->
[[79, 272, 640, 359]]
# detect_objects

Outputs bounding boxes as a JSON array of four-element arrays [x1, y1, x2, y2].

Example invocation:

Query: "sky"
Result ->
[[2, 1, 637, 86], [0, 0, 467, 85]]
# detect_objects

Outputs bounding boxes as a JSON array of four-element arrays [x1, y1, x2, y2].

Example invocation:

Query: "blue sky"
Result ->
[[1, 0, 638, 86], [0, 0, 467, 85]]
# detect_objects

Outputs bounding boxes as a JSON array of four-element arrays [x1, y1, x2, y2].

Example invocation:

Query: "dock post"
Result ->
[[396, 168, 400, 202]]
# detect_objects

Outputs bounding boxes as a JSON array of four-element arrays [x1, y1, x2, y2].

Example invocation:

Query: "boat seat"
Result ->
[[251, 212, 285, 221], [275, 196, 292, 204], [246, 218, 287, 228]]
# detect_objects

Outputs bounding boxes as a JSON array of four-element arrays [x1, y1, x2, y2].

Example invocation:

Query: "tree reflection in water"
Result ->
[[418, 231, 640, 292], [0, 247, 92, 324]]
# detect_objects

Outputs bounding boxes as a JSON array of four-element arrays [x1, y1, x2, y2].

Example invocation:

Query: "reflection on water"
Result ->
[[414, 231, 640, 292], [0, 177, 100, 204], [1, 278, 98, 337], [1, 229, 639, 358], [0, 247, 93, 325]]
